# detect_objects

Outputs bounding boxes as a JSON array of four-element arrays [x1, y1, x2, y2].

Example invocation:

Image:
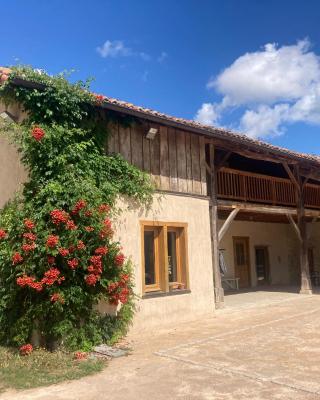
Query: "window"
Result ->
[[141, 222, 189, 294]]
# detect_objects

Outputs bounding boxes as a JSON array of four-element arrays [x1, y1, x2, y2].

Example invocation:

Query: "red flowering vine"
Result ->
[[50, 209, 69, 225], [12, 252, 23, 265], [20, 344, 33, 356], [50, 293, 64, 304], [67, 258, 78, 270], [24, 219, 35, 230], [0, 229, 6, 239], [46, 235, 59, 248], [31, 126, 45, 142]]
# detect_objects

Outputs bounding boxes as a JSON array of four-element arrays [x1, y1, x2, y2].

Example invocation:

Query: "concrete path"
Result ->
[[2, 290, 320, 400]]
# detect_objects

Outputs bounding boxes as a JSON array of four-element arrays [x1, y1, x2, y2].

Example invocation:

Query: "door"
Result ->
[[233, 237, 251, 288], [255, 246, 270, 285]]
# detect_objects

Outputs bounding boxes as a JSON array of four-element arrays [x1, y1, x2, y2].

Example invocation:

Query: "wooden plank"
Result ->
[[199, 136, 207, 196], [185, 132, 193, 193], [114, 121, 120, 153], [131, 123, 143, 169], [191, 134, 201, 194], [168, 128, 178, 192], [142, 134, 151, 173], [106, 121, 118, 154], [150, 127, 160, 188], [159, 126, 170, 190], [176, 129, 188, 193], [217, 199, 320, 217], [218, 207, 240, 242], [118, 124, 131, 163]]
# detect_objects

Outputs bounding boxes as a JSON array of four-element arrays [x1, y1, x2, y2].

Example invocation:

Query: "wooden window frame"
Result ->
[[140, 221, 189, 295]]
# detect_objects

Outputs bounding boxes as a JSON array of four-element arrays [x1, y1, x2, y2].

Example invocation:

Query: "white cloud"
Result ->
[[196, 39, 320, 138], [157, 51, 168, 63], [97, 40, 150, 61], [195, 103, 220, 125], [96, 40, 131, 58]]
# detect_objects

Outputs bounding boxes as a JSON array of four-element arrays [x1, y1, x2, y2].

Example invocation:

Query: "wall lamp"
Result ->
[[146, 127, 158, 140]]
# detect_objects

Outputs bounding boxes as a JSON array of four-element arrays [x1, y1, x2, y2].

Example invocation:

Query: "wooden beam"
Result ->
[[295, 165, 313, 295], [205, 161, 212, 176], [282, 162, 300, 193], [216, 151, 232, 171], [217, 199, 320, 218], [287, 214, 302, 243], [209, 144, 224, 308], [218, 207, 240, 242]]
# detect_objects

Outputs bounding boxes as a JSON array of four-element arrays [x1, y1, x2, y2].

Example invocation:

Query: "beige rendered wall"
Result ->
[[107, 193, 215, 333], [0, 102, 27, 208], [218, 220, 298, 287]]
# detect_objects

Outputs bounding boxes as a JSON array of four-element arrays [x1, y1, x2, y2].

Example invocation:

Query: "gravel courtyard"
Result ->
[[2, 289, 320, 400]]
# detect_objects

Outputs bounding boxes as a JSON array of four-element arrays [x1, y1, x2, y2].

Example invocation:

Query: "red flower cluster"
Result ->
[[41, 268, 65, 286], [66, 220, 77, 230], [67, 258, 79, 270], [20, 343, 33, 356], [98, 204, 110, 214], [77, 240, 86, 250], [23, 232, 37, 241], [72, 199, 87, 215], [107, 274, 130, 305], [85, 274, 97, 286], [22, 243, 36, 252], [85, 226, 94, 232], [100, 218, 113, 239], [47, 256, 55, 264], [115, 253, 125, 266], [17, 275, 43, 292], [94, 247, 108, 255], [46, 235, 59, 248], [31, 126, 45, 142], [24, 219, 35, 230], [93, 93, 106, 104], [74, 351, 87, 360], [0, 229, 6, 239], [50, 209, 69, 225], [12, 252, 23, 265], [58, 247, 69, 257], [87, 255, 102, 275], [84, 210, 92, 217], [50, 293, 64, 304]]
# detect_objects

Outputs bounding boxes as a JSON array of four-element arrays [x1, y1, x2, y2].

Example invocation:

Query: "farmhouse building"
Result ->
[[1, 68, 320, 332]]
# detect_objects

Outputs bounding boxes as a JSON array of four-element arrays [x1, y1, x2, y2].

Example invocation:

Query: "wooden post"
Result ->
[[209, 143, 224, 308], [295, 166, 313, 294]]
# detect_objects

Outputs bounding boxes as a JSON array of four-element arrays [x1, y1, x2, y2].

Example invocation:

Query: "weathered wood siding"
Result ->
[[107, 121, 207, 196]]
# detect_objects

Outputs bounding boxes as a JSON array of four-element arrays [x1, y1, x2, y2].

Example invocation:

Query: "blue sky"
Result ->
[[2, 0, 320, 154]]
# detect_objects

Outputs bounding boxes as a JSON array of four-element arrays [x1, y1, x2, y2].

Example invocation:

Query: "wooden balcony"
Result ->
[[217, 168, 320, 209]]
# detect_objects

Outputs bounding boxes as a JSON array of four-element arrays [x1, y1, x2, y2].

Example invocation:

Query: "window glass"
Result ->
[[144, 231, 155, 285], [167, 231, 177, 282]]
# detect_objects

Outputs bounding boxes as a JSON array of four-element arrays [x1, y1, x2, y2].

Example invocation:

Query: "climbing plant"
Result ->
[[0, 66, 153, 350]]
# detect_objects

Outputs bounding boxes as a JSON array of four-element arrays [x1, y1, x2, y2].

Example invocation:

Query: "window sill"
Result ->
[[142, 289, 191, 299]]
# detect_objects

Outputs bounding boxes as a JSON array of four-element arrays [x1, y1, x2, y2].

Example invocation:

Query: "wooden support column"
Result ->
[[209, 143, 224, 308], [295, 166, 313, 295]]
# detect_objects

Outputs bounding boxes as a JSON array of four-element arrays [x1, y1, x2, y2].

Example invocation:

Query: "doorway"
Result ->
[[233, 237, 251, 288], [255, 246, 270, 285]]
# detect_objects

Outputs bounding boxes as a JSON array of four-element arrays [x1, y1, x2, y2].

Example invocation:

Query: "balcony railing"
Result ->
[[217, 168, 320, 209]]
